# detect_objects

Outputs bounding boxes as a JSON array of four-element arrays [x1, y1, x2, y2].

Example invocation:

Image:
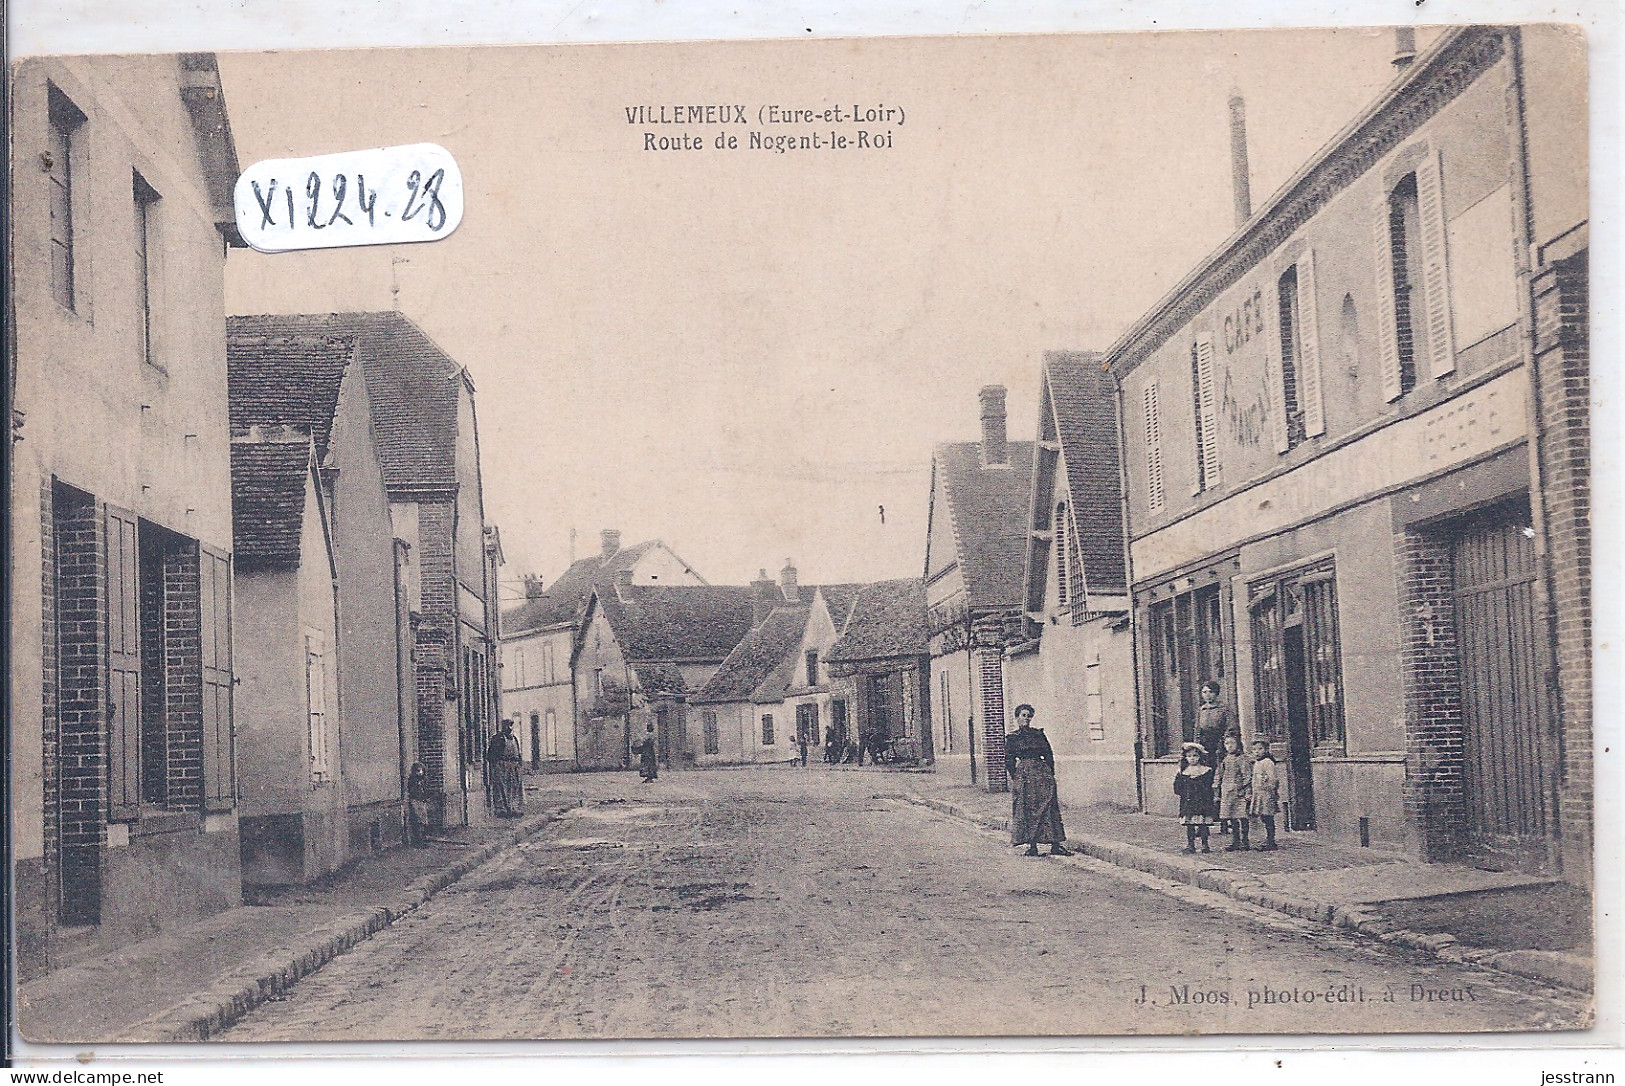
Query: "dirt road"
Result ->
[[222, 769, 1588, 1040]]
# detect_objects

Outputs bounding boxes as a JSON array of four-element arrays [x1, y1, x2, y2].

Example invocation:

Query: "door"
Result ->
[[1451, 503, 1551, 864], [655, 704, 672, 765], [1282, 625, 1316, 830]]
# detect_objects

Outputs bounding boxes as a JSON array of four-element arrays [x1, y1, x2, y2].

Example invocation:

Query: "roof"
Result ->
[[816, 584, 864, 628], [1038, 352, 1128, 599], [829, 578, 929, 663], [227, 316, 357, 460], [230, 439, 315, 569], [230, 312, 466, 498], [595, 584, 758, 664], [631, 661, 688, 699], [931, 440, 1036, 611], [501, 540, 665, 634], [692, 606, 813, 704]]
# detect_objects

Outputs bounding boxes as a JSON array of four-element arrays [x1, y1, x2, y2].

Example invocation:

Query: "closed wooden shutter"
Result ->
[[1264, 281, 1291, 453], [1193, 336, 1222, 483], [200, 545, 235, 811], [1374, 200, 1404, 402], [1055, 504, 1069, 605], [1416, 150, 1455, 378], [106, 506, 141, 822], [1298, 251, 1326, 437], [1143, 382, 1165, 513]]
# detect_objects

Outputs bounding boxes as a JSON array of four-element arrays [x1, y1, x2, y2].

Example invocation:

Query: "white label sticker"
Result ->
[[234, 143, 464, 252]]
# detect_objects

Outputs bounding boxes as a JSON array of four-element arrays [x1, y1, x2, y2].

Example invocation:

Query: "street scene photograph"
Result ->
[[5, 21, 1596, 1046]]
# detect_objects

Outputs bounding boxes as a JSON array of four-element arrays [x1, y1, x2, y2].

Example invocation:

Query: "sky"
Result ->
[[215, 28, 1441, 598]]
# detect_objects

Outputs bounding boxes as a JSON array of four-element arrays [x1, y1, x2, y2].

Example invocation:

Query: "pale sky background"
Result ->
[[214, 29, 1456, 599]]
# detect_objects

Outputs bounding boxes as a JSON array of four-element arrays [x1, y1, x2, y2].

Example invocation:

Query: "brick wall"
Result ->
[[1394, 528, 1466, 862], [163, 541, 204, 810], [1532, 246, 1591, 888], [973, 614, 1009, 793], [53, 487, 106, 925], [39, 480, 59, 928]]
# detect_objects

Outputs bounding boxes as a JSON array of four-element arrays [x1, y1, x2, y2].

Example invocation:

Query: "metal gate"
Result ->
[[1451, 504, 1551, 851]]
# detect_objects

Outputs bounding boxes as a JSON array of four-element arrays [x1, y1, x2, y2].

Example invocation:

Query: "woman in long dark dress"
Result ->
[[485, 720, 525, 817], [636, 722, 659, 782], [1005, 705, 1072, 857]]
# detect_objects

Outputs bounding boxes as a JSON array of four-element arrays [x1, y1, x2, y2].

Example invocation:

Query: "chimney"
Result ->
[[600, 529, 621, 559], [615, 567, 634, 599], [522, 574, 545, 600], [751, 568, 779, 626], [1392, 27, 1417, 74], [780, 559, 799, 601], [1228, 90, 1252, 228], [979, 385, 1008, 467]]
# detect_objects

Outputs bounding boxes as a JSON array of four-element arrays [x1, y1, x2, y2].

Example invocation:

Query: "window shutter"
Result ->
[[200, 545, 235, 812], [1143, 382, 1165, 513], [1416, 149, 1455, 378], [1374, 202, 1404, 402], [1055, 504, 1069, 605], [1194, 337, 1222, 485], [1066, 503, 1085, 604], [1298, 251, 1326, 437], [1263, 285, 1291, 454], [106, 506, 141, 822]]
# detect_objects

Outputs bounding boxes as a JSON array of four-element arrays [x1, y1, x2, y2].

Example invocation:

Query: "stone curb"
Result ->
[[897, 791, 1592, 996], [115, 806, 571, 1043]]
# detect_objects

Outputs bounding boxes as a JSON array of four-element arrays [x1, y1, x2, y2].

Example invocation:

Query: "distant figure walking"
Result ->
[[485, 720, 525, 818], [1005, 705, 1071, 857], [824, 723, 839, 764], [406, 762, 433, 846], [797, 731, 810, 767], [636, 722, 659, 783]]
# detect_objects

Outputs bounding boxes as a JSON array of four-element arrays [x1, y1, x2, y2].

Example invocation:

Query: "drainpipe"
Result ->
[[964, 610, 977, 786], [1111, 366, 1148, 813]]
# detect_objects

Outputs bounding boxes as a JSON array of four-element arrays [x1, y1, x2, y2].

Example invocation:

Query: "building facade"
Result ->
[[500, 531, 706, 772], [826, 578, 933, 766], [924, 386, 1034, 791], [1110, 27, 1589, 880], [227, 316, 413, 886], [1005, 352, 1137, 808], [9, 54, 245, 976]]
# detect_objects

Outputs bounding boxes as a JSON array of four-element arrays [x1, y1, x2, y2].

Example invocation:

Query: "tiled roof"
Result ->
[[632, 660, 688, 698], [226, 316, 357, 460], [933, 439, 1036, 611], [828, 578, 929, 662], [230, 312, 465, 497], [816, 584, 864, 628], [230, 439, 314, 569], [596, 584, 758, 664], [692, 606, 812, 704], [501, 541, 663, 634], [1044, 351, 1128, 594]]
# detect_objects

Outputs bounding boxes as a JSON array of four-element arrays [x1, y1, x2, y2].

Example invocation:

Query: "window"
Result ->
[[703, 710, 720, 755], [1376, 156, 1453, 400], [307, 634, 331, 784], [47, 85, 84, 311], [805, 650, 819, 687], [1144, 581, 1227, 758], [133, 172, 161, 371], [1189, 338, 1222, 487], [1055, 503, 1070, 606], [514, 646, 526, 688], [1143, 382, 1165, 513], [1249, 562, 1345, 753], [761, 713, 775, 746], [1274, 269, 1307, 449], [595, 667, 605, 697], [542, 642, 556, 684]]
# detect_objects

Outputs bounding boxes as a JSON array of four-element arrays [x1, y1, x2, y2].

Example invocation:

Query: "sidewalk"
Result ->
[[17, 787, 580, 1045], [890, 771, 1593, 994]]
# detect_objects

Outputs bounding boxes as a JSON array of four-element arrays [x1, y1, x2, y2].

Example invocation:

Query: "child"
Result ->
[[1249, 739, 1281, 851], [1213, 732, 1253, 851], [1174, 741, 1216, 853]]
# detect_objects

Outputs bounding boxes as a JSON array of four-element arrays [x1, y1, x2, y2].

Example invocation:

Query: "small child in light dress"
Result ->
[[1213, 732, 1253, 851], [1248, 738, 1281, 851]]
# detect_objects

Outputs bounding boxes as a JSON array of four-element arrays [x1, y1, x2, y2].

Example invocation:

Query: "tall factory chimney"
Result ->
[[1228, 90, 1252, 228]]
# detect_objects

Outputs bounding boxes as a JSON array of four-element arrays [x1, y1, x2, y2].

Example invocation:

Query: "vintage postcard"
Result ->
[[6, 23, 1597, 1048]]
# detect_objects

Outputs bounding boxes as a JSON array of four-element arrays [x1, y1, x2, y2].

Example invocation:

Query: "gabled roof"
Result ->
[[829, 578, 929, 663], [229, 312, 466, 498], [227, 316, 357, 460], [930, 440, 1036, 611], [231, 438, 316, 570], [594, 584, 758, 664], [501, 540, 668, 634], [816, 584, 864, 628], [692, 606, 813, 705], [1023, 351, 1128, 615]]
